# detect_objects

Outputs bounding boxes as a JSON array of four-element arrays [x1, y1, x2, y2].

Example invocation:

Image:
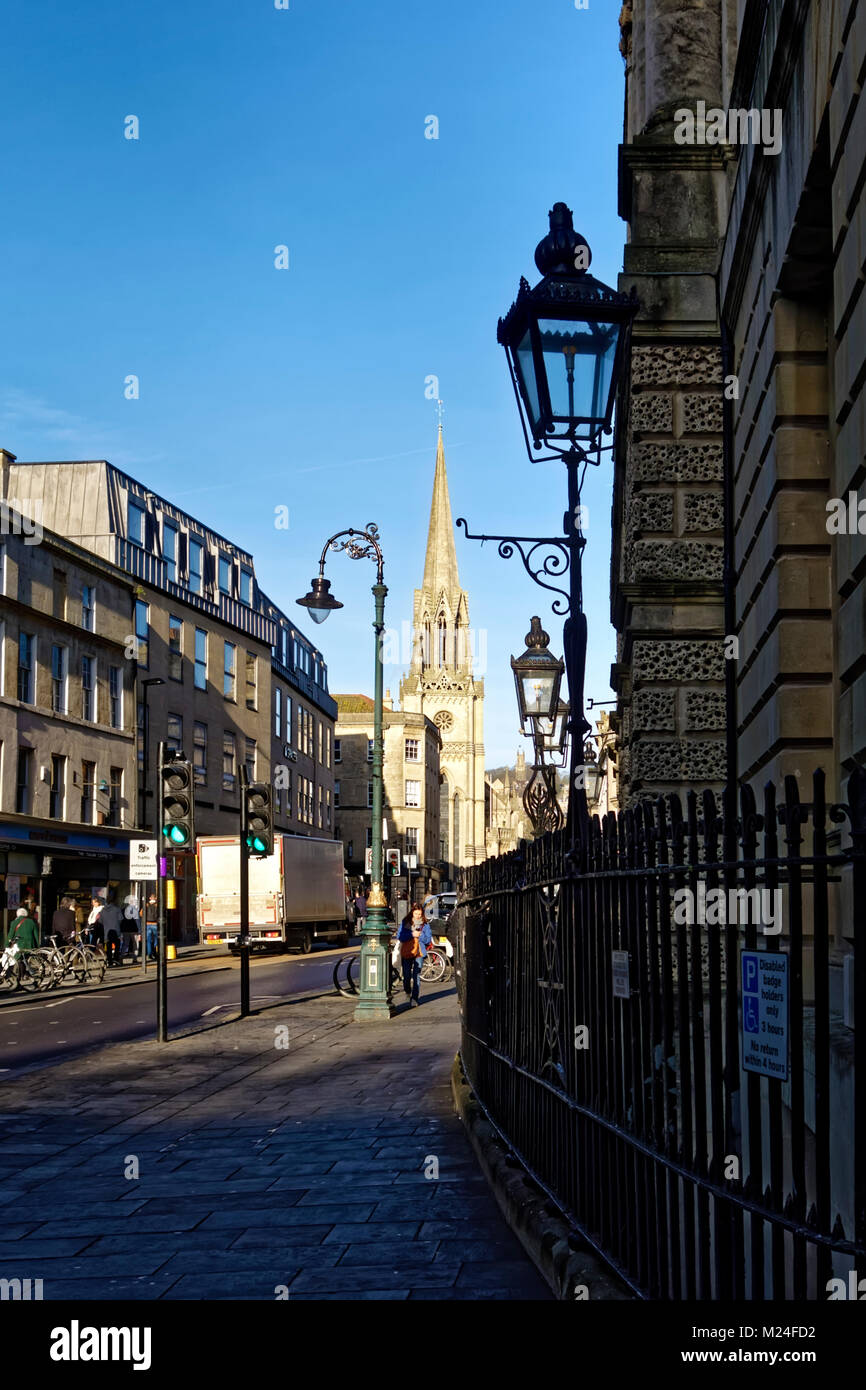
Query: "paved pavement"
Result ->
[[0, 980, 551, 1300]]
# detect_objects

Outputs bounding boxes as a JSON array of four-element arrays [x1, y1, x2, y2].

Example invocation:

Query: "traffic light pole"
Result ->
[[157, 741, 168, 1043], [239, 764, 251, 1018]]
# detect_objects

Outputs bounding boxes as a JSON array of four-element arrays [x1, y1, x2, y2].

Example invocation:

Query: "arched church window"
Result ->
[[438, 615, 447, 667], [453, 792, 460, 864]]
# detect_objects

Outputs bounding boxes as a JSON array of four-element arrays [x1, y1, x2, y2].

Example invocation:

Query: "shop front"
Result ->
[[0, 821, 134, 944]]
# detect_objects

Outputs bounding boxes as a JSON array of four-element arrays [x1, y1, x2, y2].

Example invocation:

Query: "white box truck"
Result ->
[[197, 835, 352, 954]]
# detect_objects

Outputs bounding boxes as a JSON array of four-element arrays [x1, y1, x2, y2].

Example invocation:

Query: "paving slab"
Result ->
[[0, 986, 551, 1300]]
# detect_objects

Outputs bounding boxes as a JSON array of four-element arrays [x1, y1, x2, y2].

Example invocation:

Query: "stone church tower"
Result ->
[[399, 427, 485, 882]]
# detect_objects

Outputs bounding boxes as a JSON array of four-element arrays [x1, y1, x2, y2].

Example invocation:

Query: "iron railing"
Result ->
[[454, 768, 866, 1299]]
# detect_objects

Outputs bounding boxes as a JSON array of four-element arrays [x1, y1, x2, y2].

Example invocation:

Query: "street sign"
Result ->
[[129, 839, 159, 879], [742, 951, 788, 1080], [612, 950, 630, 999], [365, 847, 373, 875]]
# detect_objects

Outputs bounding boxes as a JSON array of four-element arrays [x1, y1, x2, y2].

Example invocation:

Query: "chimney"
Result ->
[[0, 448, 16, 501], [383, 688, 393, 711]]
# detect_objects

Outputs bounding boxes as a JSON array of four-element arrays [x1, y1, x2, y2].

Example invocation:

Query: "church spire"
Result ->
[[420, 425, 460, 599]]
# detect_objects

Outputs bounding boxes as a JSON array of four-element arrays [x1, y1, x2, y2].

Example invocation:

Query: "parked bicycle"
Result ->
[[0, 942, 45, 993], [30, 934, 106, 991]]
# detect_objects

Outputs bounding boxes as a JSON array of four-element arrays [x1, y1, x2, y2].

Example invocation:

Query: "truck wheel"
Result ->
[[301, 929, 312, 955]]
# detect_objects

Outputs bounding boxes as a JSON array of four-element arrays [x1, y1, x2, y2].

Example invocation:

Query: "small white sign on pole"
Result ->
[[129, 839, 159, 880], [612, 949, 630, 1000], [365, 847, 373, 875]]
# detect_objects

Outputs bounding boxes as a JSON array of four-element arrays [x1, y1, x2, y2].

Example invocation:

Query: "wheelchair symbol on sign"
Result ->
[[744, 995, 759, 1033]]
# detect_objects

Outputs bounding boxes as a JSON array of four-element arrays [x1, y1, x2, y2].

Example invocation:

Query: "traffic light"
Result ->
[[386, 848, 401, 876], [244, 782, 274, 857], [160, 756, 195, 848]]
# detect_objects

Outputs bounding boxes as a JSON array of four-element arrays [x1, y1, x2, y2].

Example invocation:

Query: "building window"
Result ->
[[405, 826, 419, 856], [223, 732, 237, 791], [334, 737, 341, 763], [109, 666, 122, 729], [164, 521, 178, 583], [167, 713, 182, 755], [81, 584, 95, 631], [367, 781, 374, 808], [286, 698, 292, 746], [128, 500, 145, 546], [405, 780, 421, 808], [326, 787, 331, 828], [80, 760, 95, 823], [135, 599, 149, 669], [245, 738, 256, 782], [218, 555, 232, 595], [137, 700, 144, 777], [223, 642, 236, 700], [17, 632, 34, 703], [81, 656, 96, 722], [193, 722, 207, 786], [107, 768, 122, 827], [49, 754, 65, 820], [245, 651, 257, 710], [317, 721, 323, 764], [16, 747, 33, 814], [317, 784, 323, 828], [240, 568, 252, 605], [189, 539, 203, 595], [405, 738, 419, 762], [367, 738, 374, 763], [282, 629, 290, 667], [169, 615, 183, 681], [326, 728, 332, 768], [365, 825, 373, 848], [334, 779, 340, 807], [194, 628, 207, 690], [51, 645, 67, 714], [52, 568, 67, 621], [275, 687, 282, 738]]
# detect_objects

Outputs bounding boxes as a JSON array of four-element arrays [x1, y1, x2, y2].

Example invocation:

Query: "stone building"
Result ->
[[485, 750, 531, 856], [399, 427, 485, 883], [612, 0, 866, 807], [0, 512, 137, 939], [1, 452, 336, 939], [333, 693, 441, 902]]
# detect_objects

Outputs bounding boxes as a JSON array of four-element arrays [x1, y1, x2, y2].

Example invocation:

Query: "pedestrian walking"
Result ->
[[100, 895, 123, 967], [397, 902, 432, 1007], [50, 897, 76, 944], [7, 905, 40, 951], [121, 896, 140, 963], [85, 896, 105, 946], [145, 893, 158, 960], [354, 891, 367, 925]]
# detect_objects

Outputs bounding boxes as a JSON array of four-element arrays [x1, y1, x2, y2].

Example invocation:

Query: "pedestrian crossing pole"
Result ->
[[239, 764, 251, 1018], [157, 740, 168, 1043]]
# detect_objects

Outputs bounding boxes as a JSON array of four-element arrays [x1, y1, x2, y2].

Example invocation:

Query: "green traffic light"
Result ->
[[163, 825, 190, 845], [245, 834, 267, 854]]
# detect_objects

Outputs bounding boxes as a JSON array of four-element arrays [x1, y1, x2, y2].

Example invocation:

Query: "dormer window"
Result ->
[[128, 500, 145, 546], [218, 555, 232, 595], [240, 568, 252, 606], [164, 522, 178, 583]]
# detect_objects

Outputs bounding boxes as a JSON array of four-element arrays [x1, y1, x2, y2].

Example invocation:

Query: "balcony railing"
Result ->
[[114, 538, 277, 646]]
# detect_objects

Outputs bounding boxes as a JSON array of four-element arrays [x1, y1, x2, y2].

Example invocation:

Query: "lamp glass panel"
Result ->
[[307, 606, 330, 625], [522, 671, 556, 719], [537, 318, 619, 424], [515, 328, 542, 435]]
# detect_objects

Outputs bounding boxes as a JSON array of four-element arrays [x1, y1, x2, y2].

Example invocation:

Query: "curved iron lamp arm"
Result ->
[[317, 524, 384, 583]]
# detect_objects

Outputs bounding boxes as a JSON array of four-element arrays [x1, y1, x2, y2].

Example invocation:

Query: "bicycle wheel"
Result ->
[[420, 949, 446, 983], [18, 953, 45, 993], [0, 962, 19, 993], [84, 947, 106, 984], [64, 947, 88, 985], [33, 951, 59, 991]]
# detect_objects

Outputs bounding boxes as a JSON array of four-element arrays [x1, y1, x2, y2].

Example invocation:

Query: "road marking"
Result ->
[[44, 999, 76, 1009], [201, 1004, 229, 1016]]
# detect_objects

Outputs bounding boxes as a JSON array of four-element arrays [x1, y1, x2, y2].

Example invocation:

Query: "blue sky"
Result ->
[[0, 0, 626, 766]]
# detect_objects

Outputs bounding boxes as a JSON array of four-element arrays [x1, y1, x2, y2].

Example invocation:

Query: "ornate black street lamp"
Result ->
[[298, 524, 392, 1022], [458, 202, 637, 843], [512, 616, 564, 731]]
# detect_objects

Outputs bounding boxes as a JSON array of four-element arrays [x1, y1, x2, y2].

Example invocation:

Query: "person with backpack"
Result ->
[[397, 902, 432, 1007], [7, 905, 40, 952]]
